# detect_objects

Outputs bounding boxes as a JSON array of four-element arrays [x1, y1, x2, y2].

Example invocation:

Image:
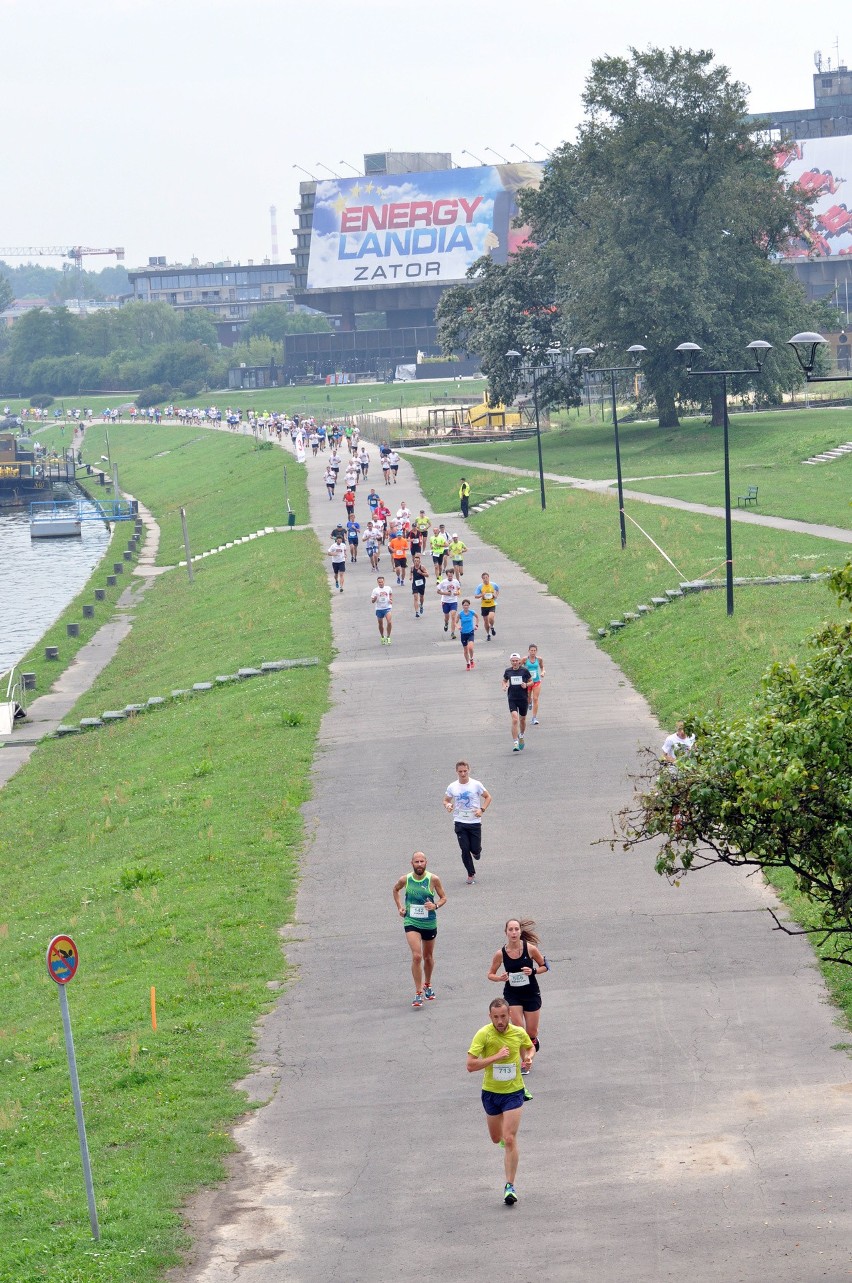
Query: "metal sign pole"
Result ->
[[47, 935, 99, 1240], [58, 985, 100, 1240]]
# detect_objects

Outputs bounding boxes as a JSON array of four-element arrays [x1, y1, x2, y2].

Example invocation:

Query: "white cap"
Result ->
[[510, 652, 522, 660]]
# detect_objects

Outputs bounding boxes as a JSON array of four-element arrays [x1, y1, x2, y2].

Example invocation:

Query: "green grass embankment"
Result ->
[[0, 455, 330, 1279], [410, 455, 852, 1025], [423, 408, 852, 529]]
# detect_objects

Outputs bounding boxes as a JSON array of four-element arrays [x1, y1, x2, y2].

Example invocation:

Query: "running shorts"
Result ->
[[442, 601, 457, 615], [481, 1088, 525, 1115], [460, 632, 475, 646], [404, 925, 437, 940]]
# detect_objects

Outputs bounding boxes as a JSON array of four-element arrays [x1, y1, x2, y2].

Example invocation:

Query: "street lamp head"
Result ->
[[746, 339, 772, 372], [505, 349, 522, 359], [573, 347, 595, 359], [788, 331, 827, 375], [676, 342, 702, 372], [626, 344, 647, 356]]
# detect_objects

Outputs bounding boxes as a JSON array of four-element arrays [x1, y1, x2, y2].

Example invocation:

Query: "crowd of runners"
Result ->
[[295, 418, 555, 1208]]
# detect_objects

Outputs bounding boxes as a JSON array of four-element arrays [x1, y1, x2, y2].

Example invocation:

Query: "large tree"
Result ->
[[520, 47, 820, 426], [436, 246, 580, 410], [615, 562, 852, 963]]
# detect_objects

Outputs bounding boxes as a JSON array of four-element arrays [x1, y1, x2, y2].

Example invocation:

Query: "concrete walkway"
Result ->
[[0, 496, 160, 787], [402, 448, 852, 545], [174, 449, 852, 1281]]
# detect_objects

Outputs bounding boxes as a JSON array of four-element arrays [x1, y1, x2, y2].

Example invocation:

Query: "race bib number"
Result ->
[[409, 904, 428, 919], [508, 971, 530, 987], [493, 1063, 517, 1082], [510, 674, 524, 686]]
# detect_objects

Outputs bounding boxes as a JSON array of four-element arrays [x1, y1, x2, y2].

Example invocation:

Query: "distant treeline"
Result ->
[[0, 301, 331, 399], [0, 260, 130, 301]]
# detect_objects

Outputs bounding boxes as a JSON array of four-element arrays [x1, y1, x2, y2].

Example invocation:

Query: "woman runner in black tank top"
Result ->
[[488, 919, 548, 1057]]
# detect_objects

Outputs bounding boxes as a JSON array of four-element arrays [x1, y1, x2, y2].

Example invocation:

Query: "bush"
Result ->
[[29, 393, 54, 408], [180, 380, 202, 399], [136, 383, 173, 409]]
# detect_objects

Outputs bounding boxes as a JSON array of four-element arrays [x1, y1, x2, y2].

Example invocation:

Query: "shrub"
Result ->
[[136, 383, 173, 409], [29, 393, 54, 408]]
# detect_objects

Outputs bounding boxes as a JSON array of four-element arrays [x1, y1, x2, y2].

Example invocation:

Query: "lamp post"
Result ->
[[510, 144, 535, 161], [485, 147, 510, 163], [292, 164, 317, 181], [573, 346, 647, 549], [316, 163, 341, 179], [462, 149, 486, 166], [506, 349, 560, 511], [675, 340, 773, 617]]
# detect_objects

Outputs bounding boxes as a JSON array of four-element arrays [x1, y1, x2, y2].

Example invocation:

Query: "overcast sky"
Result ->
[[1, 0, 840, 271]]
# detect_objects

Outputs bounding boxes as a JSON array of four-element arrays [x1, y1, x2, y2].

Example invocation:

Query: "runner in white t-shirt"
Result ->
[[371, 576, 394, 645], [444, 760, 492, 884], [437, 567, 462, 638]]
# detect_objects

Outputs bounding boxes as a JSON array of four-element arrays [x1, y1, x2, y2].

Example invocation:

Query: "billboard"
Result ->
[[306, 162, 544, 290], [777, 136, 852, 257]]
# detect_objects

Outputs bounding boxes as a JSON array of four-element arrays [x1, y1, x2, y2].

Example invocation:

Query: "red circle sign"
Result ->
[[46, 935, 79, 985]]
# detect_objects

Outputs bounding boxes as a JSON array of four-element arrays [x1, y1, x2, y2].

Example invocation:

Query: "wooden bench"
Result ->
[[737, 485, 759, 508]]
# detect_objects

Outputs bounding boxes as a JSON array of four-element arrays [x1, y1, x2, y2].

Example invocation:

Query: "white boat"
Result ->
[[30, 500, 82, 538]]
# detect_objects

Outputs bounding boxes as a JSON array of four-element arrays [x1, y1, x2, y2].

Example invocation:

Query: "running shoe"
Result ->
[[424, 987, 436, 1001], [504, 1183, 518, 1206], [386, 637, 392, 645], [486, 632, 491, 641], [466, 875, 476, 885], [418, 608, 423, 616], [532, 717, 539, 725], [512, 741, 520, 752], [451, 632, 457, 640], [466, 663, 471, 670], [518, 737, 525, 750], [470, 660, 475, 668], [491, 627, 496, 637], [339, 586, 344, 593], [411, 993, 423, 1008], [520, 1065, 529, 1076], [444, 620, 448, 632], [523, 1086, 533, 1101], [533, 1037, 540, 1052]]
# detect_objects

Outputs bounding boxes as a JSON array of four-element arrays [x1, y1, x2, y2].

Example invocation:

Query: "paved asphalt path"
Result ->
[[174, 447, 852, 1283]]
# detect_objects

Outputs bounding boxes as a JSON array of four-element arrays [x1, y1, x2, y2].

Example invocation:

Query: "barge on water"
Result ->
[[0, 429, 76, 505]]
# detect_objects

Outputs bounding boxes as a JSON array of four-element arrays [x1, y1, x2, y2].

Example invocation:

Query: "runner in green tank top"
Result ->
[[392, 852, 447, 1008]]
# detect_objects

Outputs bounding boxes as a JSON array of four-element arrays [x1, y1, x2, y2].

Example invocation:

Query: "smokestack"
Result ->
[[270, 204, 279, 264]]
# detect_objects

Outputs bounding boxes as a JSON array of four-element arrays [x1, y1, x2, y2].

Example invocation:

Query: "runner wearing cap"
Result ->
[[449, 534, 468, 578], [371, 575, 393, 645], [502, 653, 532, 751], [525, 644, 546, 725]]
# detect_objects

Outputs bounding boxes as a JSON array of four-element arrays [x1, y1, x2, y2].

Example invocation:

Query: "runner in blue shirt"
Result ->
[[458, 598, 479, 670]]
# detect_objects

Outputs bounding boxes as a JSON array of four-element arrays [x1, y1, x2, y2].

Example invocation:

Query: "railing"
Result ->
[[1, 664, 26, 719], [30, 497, 137, 523]]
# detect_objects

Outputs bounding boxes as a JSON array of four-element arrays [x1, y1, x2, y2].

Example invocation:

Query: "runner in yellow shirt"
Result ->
[[467, 997, 534, 1205]]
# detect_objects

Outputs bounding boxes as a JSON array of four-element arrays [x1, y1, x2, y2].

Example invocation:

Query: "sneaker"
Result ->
[[504, 1183, 518, 1206], [520, 1065, 529, 1076], [386, 637, 392, 645], [512, 741, 520, 752], [533, 1037, 540, 1052], [418, 608, 423, 616], [411, 993, 423, 1008], [486, 632, 491, 641], [532, 717, 539, 725], [523, 1086, 533, 1101], [339, 586, 344, 593], [466, 663, 471, 670], [491, 627, 496, 637], [518, 736, 525, 750], [444, 620, 448, 632], [423, 987, 436, 1001], [466, 875, 476, 885], [450, 632, 457, 640], [470, 660, 475, 668]]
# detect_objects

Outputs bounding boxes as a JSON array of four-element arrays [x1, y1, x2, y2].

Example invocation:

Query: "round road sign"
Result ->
[[46, 935, 79, 985]]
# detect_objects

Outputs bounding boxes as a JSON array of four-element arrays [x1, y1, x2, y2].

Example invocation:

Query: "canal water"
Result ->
[[0, 504, 112, 672]]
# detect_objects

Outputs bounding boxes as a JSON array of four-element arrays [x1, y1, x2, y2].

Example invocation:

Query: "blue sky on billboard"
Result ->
[[0, 0, 841, 267]]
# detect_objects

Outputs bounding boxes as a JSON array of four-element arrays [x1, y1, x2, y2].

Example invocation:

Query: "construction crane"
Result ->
[[0, 245, 125, 300]]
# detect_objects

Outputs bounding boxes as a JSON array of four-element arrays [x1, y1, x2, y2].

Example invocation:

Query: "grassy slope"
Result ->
[[0, 488, 330, 1277], [424, 409, 852, 529]]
